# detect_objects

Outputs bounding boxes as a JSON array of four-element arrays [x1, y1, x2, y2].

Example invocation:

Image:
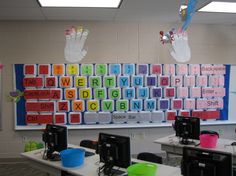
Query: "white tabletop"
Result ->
[[154, 134, 236, 155], [21, 146, 182, 176]]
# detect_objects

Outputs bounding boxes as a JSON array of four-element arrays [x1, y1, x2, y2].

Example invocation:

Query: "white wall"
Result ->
[[0, 21, 236, 158]]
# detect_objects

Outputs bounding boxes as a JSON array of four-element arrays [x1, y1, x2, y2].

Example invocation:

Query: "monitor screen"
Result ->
[[175, 116, 200, 144], [182, 147, 232, 176], [42, 124, 68, 160], [98, 132, 131, 173]]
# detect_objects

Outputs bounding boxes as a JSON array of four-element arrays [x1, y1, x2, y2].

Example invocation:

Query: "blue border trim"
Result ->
[[15, 64, 26, 125], [220, 64, 230, 120]]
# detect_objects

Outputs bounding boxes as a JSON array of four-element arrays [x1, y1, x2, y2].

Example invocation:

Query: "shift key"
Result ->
[[26, 102, 55, 112]]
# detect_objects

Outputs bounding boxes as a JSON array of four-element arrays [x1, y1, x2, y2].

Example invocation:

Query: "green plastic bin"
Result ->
[[127, 163, 157, 176]]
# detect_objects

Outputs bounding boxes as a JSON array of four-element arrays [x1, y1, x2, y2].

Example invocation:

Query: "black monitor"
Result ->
[[174, 116, 200, 145], [42, 124, 68, 160], [182, 147, 232, 176], [98, 133, 131, 175]]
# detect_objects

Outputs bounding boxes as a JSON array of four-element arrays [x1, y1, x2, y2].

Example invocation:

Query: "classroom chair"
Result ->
[[137, 152, 163, 164], [80, 139, 98, 150]]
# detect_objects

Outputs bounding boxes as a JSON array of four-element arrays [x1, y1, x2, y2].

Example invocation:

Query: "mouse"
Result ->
[[49, 152, 61, 161], [231, 142, 236, 146]]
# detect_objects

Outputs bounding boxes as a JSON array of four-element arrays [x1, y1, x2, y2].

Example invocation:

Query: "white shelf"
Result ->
[[14, 120, 236, 130]]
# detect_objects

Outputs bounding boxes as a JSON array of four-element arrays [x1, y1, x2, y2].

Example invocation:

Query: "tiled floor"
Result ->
[[0, 156, 181, 176], [0, 163, 47, 176]]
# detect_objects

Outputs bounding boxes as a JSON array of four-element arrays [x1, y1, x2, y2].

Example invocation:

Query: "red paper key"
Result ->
[[23, 77, 43, 87], [25, 102, 54, 112]]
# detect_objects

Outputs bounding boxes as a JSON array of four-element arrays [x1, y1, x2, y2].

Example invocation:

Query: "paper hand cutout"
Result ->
[[170, 32, 191, 63], [64, 26, 89, 63]]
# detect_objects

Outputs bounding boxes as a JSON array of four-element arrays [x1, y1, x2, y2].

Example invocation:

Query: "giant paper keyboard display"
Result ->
[[14, 64, 230, 129]]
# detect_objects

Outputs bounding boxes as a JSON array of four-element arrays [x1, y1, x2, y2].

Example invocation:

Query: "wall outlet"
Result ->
[[22, 136, 28, 142], [130, 133, 135, 140], [138, 132, 145, 140], [218, 129, 223, 136]]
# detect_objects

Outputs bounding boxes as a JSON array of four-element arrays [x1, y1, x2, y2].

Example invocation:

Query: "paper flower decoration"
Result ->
[[8, 90, 24, 102], [160, 31, 174, 44]]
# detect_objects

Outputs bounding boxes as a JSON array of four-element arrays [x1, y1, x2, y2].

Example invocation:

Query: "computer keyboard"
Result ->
[[85, 150, 95, 157], [14, 64, 227, 128], [110, 168, 126, 176], [131, 161, 138, 165]]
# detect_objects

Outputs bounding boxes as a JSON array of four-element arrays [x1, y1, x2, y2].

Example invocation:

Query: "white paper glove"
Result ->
[[170, 32, 191, 62], [64, 27, 89, 63]]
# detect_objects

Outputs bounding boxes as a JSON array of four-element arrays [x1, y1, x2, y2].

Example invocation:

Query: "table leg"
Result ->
[[166, 152, 170, 163], [61, 170, 74, 176]]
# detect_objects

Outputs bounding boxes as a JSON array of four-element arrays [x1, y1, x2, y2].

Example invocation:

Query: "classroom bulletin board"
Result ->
[[13, 63, 230, 130], [0, 69, 2, 130]]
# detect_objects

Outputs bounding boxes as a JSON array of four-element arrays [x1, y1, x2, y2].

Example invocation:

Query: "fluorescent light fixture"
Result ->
[[198, 1, 236, 13], [38, 0, 122, 8]]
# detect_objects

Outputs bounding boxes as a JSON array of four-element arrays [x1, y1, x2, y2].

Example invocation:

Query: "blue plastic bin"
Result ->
[[60, 148, 85, 168]]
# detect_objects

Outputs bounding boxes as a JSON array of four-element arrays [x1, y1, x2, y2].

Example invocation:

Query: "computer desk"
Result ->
[[21, 145, 182, 176], [154, 134, 236, 164]]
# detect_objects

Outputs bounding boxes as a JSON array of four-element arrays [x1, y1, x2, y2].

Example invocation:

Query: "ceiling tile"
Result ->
[[0, 0, 39, 7], [0, 0, 234, 24], [115, 0, 179, 22], [42, 8, 117, 20], [193, 12, 236, 25], [0, 8, 45, 20]]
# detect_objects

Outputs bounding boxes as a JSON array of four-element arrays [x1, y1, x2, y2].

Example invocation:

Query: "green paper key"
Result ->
[[102, 100, 114, 111], [104, 76, 116, 88], [96, 64, 107, 75], [94, 88, 106, 99], [116, 100, 128, 111], [109, 88, 121, 99], [81, 64, 93, 76], [89, 76, 101, 88]]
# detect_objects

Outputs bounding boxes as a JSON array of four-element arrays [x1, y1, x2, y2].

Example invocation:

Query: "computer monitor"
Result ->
[[98, 133, 131, 175], [42, 124, 68, 160], [174, 116, 200, 145], [181, 147, 233, 176]]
